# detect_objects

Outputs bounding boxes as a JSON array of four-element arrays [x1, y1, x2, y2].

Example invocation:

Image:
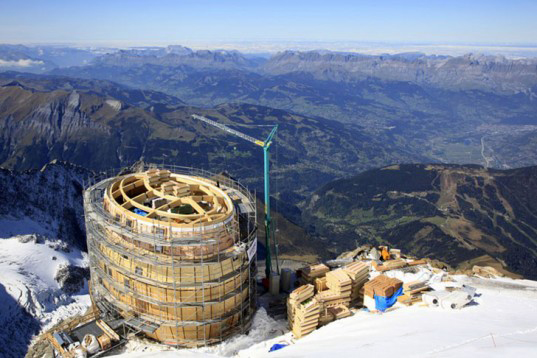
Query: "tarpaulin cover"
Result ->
[[374, 287, 404, 312], [134, 208, 148, 216], [269, 343, 288, 352]]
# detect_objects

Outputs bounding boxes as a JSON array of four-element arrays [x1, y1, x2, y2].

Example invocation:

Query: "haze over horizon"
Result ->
[[1, 1, 536, 49]]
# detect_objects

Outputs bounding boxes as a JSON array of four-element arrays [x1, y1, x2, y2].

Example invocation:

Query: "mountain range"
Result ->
[[0, 73, 431, 222], [1, 44, 537, 356], [45, 46, 537, 171]]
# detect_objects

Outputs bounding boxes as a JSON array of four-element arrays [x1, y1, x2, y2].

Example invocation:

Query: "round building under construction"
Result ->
[[83, 166, 257, 347]]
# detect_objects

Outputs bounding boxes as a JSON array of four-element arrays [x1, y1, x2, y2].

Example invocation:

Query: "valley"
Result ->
[[303, 164, 537, 278]]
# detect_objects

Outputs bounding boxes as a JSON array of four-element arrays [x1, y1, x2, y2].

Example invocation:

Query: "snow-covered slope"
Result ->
[[0, 236, 91, 358], [112, 270, 537, 358], [0, 162, 92, 358]]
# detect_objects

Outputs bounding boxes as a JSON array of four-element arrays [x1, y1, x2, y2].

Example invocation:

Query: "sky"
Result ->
[[0, 0, 536, 46]]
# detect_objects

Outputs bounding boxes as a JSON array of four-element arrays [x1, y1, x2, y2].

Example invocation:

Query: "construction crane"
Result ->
[[192, 114, 279, 281]]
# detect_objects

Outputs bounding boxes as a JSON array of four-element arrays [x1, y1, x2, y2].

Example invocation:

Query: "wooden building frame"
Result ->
[[83, 165, 257, 348]]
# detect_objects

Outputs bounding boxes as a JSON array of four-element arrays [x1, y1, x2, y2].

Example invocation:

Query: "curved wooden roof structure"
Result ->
[[105, 169, 234, 227]]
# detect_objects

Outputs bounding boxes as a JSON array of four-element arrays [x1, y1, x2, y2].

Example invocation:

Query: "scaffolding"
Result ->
[[83, 164, 257, 348]]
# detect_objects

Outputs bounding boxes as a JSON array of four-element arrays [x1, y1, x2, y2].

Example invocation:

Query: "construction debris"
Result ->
[[397, 280, 430, 306], [423, 289, 473, 309], [286, 245, 476, 339]]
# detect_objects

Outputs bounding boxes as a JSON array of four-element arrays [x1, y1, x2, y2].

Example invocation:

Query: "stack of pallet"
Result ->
[[397, 280, 429, 306], [314, 277, 328, 292], [316, 289, 351, 309], [287, 284, 320, 338], [147, 169, 172, 188], [364, 275, 403, 298], [173, 183, 191, 197], [327, 305, 351, 319], [161, 181, 177, 195], [292, 299, 321, 338], [326, 269, 352, 297], [299, 264, 330, 284], [318, 305, 352, 327], [160, 180, 191, 198], [343, 262, 369, 306]]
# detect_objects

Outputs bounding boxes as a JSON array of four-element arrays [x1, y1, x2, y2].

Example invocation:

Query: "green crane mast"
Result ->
[[191, 114, 279, 280]]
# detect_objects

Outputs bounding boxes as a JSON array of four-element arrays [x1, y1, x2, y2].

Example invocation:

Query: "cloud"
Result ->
[[0, 59, 45, 67]]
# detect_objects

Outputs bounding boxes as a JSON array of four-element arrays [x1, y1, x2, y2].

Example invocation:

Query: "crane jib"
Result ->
[[192, 114, 280, 280]]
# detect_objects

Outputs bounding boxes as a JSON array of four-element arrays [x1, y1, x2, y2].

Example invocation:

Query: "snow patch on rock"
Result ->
[[0, 237, 88, 319]]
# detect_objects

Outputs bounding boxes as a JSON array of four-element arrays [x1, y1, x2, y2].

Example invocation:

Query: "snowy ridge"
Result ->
[[109, 268, 537, 358]]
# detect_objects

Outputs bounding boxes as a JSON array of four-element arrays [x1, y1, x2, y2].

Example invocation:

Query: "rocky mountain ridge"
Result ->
[[0, 75, 427, 214], [93, 46, 260, 70], [263, 51, 537, 93]]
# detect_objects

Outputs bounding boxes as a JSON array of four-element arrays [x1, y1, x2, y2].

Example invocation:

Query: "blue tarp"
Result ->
[[269, 343, 288, 352], [134, 208, 148, 217], [374, 286, 404, 312]]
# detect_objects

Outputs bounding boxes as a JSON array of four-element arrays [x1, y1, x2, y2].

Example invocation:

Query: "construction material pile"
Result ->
[[287, 246, 442, 339], [372, 258, 427, 272], [344, 262, 369, 305], [285, 245, 497, 348], [363, 274, 403, 312], [288, 261, 370, 337], [397, 280, 429, 306], [287, 285, 320, 338], [298, 264, 330, 285], [146, 168, 171, 186], [422, 285, 475, 310], [146, 169, 193, 198], [286, 245, 483, 339]]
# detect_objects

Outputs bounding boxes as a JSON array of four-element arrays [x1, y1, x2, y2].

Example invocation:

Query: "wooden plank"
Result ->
[[96, 319, 120, 341]]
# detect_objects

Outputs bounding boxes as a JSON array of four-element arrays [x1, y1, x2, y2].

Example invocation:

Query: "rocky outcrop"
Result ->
[[0, 161, 90, 249], [55, 264, 90, 294]]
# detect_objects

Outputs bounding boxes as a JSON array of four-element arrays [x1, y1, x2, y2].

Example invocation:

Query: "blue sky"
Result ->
[[1, 0, 536, 45]]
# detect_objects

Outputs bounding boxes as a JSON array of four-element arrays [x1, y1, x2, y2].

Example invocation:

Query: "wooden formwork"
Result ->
[[96, 240, 247, 284], [147, 311, 245, 347], [105, 226, 235, 261], [104, 172, 235, 230], [95, 258, 249, 303], [86, 169, 256, 347], [97, 274, 249, 321]]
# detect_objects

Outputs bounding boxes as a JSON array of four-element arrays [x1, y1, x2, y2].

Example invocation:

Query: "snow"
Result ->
[[0, 236, 89, 320], [0, 233, 91, 357], [109, 268, 537, 358]]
